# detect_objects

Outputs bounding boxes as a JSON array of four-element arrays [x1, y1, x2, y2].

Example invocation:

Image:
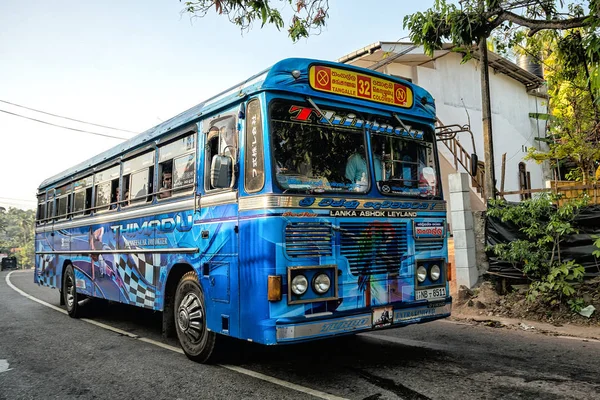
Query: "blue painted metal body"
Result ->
[[35, 58, 450, 346]]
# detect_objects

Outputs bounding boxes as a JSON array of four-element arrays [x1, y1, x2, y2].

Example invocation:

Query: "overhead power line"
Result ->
[[0, 109, 128, 140], [0, 99, 138, 134]]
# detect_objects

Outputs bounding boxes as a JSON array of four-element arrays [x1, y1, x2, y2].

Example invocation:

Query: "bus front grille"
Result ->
[[415, 240, 444, 252], [285, 222, 333, 258], [340, 222, 408, 276]]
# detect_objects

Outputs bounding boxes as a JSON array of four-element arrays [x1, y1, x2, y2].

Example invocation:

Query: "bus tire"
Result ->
[[174, 271, 218, 363], [63, 264, 82, 318]]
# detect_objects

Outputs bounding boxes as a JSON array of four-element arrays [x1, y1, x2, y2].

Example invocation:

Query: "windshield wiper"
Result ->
[[307, 97, 333, 126], [393, 113, 410, 132]]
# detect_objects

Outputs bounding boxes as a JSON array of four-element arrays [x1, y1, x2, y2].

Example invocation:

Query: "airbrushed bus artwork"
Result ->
[[35, 58, 451, 363]]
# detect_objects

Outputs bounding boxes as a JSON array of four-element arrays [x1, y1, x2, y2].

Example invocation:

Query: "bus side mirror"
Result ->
[[471, 153, 478, 177], [211, 154, 232, 189]]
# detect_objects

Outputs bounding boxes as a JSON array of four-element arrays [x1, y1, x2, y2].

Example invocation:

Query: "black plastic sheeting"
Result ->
[[486, 205, 600, 280]]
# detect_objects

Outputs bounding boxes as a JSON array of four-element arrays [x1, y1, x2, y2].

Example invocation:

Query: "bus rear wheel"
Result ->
[[174, 271, 218, 363]]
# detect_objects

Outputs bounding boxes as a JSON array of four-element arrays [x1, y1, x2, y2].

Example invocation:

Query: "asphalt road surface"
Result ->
[[1, 270, 599, 400]]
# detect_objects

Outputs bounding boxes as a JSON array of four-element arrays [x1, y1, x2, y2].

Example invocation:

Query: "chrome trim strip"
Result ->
[[36, 248, 199, 255], [276, 314, 371, 341], [240, 195, 446, 211], [35, 199, 195, 233], [201, 191, 237, 207], [275, 303, 452, 341], [35, 192, 239, 233]]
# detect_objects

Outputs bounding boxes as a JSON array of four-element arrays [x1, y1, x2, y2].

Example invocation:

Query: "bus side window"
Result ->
[[94, 166, 120, 212], [36, 194, 45, 223], [84, 187, 92, 214], [110, 179, 119, 210], [122, 150, 155, 205], [157, 132, 195, 199], [95, 181, 111, 211]]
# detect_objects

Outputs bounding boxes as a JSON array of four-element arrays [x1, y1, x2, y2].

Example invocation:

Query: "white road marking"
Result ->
[[0, 360, 12, 374], [5, 271, 348, 400]]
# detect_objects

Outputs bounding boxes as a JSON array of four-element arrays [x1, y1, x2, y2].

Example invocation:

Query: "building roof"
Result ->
[[337, 42, 545, 90]]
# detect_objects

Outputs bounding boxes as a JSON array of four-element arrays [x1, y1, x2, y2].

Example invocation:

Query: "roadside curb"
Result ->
[[450, 312, 600, 342]]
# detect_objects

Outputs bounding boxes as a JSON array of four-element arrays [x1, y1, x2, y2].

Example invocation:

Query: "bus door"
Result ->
[[198, 112, 240, 336]]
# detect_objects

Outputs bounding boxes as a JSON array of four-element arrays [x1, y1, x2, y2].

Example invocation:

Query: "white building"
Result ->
[[338, 42, 551, 211]]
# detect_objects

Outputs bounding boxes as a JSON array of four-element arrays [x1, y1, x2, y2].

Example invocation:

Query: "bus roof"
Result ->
[[39, 58, 435, 190]]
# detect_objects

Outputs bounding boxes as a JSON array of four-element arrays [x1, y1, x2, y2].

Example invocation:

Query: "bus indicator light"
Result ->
[[268, 275, 282, 301]]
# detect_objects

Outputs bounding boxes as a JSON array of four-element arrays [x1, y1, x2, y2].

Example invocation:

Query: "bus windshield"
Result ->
[[270, 99, 439, 198], [271, 100, 368, 193]]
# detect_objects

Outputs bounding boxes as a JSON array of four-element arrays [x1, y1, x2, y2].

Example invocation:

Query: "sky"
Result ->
[[0, 0, 440, 211]]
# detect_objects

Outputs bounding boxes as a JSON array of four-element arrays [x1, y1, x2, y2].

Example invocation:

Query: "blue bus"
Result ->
[[35, 58, 451, 363]]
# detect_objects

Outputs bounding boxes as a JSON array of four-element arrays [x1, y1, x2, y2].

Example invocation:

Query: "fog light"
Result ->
[[416, 265, 427, 283], [430, 265, 441, 281], [313, 273, 331, 294], [291, 275, 308, 295]]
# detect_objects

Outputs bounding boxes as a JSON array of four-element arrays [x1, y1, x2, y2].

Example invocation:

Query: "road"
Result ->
[[1, 270, 599, 400]]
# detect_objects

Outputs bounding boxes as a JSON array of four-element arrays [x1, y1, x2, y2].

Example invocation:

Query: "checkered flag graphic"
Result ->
[[115, 253, 161, 309]]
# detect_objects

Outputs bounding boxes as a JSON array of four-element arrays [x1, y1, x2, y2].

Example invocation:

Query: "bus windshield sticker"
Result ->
[[309, 65, 413, 108]]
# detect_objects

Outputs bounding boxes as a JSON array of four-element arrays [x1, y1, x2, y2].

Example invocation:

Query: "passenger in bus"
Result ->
[[345, 143, 389, 185], [158, 170, 172, 198], [110, 188, 120, 210]]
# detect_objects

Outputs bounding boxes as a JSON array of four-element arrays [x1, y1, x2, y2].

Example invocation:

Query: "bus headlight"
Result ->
[[416, 265, 427, 283], [313, 273, 331, 294], [291, 275, 308, 295], [430, 265, 441, 281]]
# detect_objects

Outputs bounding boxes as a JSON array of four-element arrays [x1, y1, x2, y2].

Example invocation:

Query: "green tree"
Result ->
[[0, 207, 35, 268], [525, 29, 600, 183], [180, 0, 329, 41]]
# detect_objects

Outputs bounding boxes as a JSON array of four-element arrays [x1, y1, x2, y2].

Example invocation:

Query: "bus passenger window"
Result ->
[[94, 165, 120, 212], [158, 161, 173, 199], [73, 190, 85, 215], [95, 181, 111, 211], [157, 132, 195, 199], [36, 194, 45, 223], [122, 150, 155, 205]]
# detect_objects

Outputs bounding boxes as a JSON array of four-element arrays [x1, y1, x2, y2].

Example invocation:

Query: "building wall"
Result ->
[[386, 52, 550, 202]]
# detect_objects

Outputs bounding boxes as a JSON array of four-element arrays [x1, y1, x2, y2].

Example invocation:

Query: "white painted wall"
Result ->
[[386, 52, 550, 202]]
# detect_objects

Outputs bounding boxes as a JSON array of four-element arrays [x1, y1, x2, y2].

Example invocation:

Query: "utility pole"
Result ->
[[478, 1, 497, 200]]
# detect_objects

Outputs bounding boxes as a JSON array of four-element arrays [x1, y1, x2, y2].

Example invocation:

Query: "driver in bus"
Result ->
[[345, 141, 389, 187]]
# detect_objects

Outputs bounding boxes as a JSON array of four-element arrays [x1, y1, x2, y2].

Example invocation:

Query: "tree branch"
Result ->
[[496, 10, 592, 31]]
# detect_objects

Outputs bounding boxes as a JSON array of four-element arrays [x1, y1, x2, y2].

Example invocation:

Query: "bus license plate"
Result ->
[[415, 287, 446, 301]]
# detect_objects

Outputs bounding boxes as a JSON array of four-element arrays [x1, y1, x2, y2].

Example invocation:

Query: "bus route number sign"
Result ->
[[309, 65, 414, 108]]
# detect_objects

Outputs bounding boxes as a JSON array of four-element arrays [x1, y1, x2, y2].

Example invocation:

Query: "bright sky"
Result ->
[[0, 0, 439, 211]]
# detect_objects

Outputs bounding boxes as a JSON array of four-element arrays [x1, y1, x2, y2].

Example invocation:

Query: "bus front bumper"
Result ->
[[275, 298, 452, 343]]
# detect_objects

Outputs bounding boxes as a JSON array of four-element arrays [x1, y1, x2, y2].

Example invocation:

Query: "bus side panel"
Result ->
[[35, 229, 69, 289], [238, 216, 276, 344], [84, 222, 131, 304], [34, 231, 54, 286], [69, 225, 96, 297], [190, 204, 240, 338]]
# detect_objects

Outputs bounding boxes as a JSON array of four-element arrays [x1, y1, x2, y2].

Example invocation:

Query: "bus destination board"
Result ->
[[309, 65, 413, 108]]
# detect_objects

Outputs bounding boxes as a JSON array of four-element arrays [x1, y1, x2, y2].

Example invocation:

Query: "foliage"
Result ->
[[487, 194, 587, 310], [0, 207, 35, 268], [180, 0, 329, 41], [404, 1, 599, 60], [525, 28, 600, 182]]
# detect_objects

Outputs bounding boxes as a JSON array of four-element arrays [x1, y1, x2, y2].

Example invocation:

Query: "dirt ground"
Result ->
[[452, 279, 600, 328]]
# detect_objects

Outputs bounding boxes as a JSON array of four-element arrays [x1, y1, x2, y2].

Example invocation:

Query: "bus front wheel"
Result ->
[[174, 271, 218, 363]]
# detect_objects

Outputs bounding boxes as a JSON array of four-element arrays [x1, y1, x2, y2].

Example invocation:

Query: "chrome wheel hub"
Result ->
[[177, 293, 204, 343], [66, 275, 75, 308]]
